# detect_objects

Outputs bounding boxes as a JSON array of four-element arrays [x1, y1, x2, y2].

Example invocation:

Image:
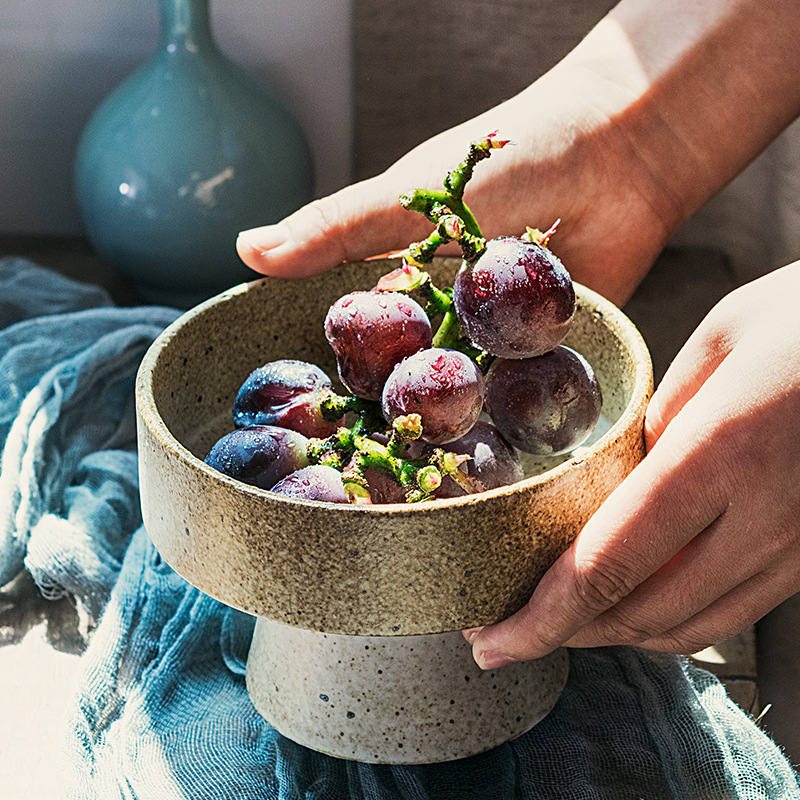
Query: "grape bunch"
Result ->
[[205, 133, 602, 503]]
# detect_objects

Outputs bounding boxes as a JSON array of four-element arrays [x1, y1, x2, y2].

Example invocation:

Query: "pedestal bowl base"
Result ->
[[246, 618, 569, 764]]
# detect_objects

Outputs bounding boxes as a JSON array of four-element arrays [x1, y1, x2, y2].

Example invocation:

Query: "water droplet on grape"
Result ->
[[474, 271, 495, 297]]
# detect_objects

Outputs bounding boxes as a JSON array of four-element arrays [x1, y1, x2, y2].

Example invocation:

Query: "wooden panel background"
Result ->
[[352, 0, 616, 179]]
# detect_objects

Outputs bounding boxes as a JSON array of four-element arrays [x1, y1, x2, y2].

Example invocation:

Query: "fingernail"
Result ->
[[463, 627, 483, 645], [237, 225, 287, 256], [474, 650, 519, 670]]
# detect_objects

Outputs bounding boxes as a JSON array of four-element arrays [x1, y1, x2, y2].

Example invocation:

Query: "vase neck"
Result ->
[[158, 0, 214, 50]]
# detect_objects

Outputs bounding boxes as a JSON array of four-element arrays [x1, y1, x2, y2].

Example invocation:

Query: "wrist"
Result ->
[[559, 0, 800, 234]]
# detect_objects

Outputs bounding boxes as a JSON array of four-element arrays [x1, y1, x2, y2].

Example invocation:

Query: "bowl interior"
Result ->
[[151, 258, 638, 466]]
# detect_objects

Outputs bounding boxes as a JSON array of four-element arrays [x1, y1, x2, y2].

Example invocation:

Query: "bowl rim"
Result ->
[[135, 263, 653, 515]]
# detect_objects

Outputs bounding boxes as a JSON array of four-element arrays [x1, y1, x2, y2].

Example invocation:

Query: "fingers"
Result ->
[[471, 433, 725, 667], [462, 627, 483, 644], [637, 569, 799, 654], [471, 345, 748, 668], [561, 507, 786, 651], [235, 175, 434, 278], [644, 298, 739, 448]]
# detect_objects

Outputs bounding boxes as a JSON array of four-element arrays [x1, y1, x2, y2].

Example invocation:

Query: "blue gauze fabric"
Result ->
[[1, 258, 799, 800]]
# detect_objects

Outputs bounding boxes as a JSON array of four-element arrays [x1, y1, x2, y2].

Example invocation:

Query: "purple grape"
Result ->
[[453, 236, 575, 358], [204, 425, 310, 489], [363, 467, 406, 504], [381, 348, 484, 444], [269, 464, 349, 503], [485, 345, 602, 456], [233, 359, 342, 438], [422, 420, 524, 498], [324, 291, 432, 400]]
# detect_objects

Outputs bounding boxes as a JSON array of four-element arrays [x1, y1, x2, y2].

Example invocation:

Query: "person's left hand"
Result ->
[[467, 260, 800, 669]]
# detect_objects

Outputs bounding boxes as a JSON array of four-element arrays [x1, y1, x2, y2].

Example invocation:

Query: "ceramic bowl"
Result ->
[[136, 256, 652, 763], [136, 257, 653, 637]]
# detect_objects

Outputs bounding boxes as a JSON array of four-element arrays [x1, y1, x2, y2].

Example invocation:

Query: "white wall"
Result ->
[[0, 0, 353, 235]]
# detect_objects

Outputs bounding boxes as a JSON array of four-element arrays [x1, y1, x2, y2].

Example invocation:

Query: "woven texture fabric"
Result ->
[[1, 258, 799, 800]]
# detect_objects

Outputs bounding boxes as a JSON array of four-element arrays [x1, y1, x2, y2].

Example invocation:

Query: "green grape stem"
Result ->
[[522, 218, 561, 248], [307, 411, 484, 504], [430, 449, 487, 494], [430, 308, 461, 349], [397, 198, 486, 266], [310, 133, 512, 503], [320, 392, 385, 434], [308, 420, 449, 503], [443, 131, 510, 221], [386, 414, 423, 459], [398, 131, 506, 244], [389, 132, 512, 362], [394, 133, 514, 268]]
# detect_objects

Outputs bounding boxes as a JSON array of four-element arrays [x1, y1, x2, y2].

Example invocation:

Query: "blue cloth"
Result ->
[[1, 258, 799, 800]]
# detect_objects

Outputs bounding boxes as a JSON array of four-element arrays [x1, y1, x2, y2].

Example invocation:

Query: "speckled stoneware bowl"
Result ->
[[246, 620, 569, 763], [135, 256, 653, 763]]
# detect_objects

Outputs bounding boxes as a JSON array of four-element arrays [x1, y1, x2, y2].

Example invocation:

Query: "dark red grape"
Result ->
[[485, 345, 602, 456], [453, 236, 575, 358], [204, 425, 310, 489], [363, 467, 406, 504], [381, 348, 484, 444], [233, 359, 342, 438], [422, 420, 524, 498], [324, 291, 432, 400], [269, 464, 348, 503]]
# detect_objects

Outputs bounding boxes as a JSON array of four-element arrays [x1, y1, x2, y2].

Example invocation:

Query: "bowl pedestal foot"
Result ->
[[245, 618, 569, 764]]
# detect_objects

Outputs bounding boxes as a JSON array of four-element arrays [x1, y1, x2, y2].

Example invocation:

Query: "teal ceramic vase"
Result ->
[[74, 0, 314, 308]]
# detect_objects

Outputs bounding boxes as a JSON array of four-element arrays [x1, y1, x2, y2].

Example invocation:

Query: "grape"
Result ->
[[269, 464, 349, 503], [453, 236, 575, 358], [382, 348, 484, 444], [364, 467, 406, 504], [485, 345, 602, 456], [360, 432, 407, 503], [324, 291, 432, 400], [232, 359, 342, 438], [422, 420, 524, 498], [204, 425, 310, 489]]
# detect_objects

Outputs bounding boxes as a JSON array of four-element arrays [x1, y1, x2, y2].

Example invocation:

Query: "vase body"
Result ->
[[75, 0, 314, 308]]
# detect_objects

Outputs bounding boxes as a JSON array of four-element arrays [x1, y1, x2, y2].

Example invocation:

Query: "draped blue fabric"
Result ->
[[2, 258, 797, 800]]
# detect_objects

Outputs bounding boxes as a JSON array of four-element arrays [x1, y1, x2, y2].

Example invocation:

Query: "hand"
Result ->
[[467, 261, 800, 669], [236, 0, 800, 307], [236, 69, 673, 305]]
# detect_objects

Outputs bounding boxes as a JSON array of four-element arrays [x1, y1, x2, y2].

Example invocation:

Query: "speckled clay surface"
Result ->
[[246, 619, 569, 764], [136, 257, 653, 635]]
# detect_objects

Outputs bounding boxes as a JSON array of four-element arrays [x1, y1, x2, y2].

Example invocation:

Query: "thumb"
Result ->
[[236, 173, 438, 278]]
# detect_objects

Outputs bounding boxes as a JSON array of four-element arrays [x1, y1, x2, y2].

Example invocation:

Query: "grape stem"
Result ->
[[396, 132, 511, 267], [523, 219, 561, 247], [320, 392, 384, 434], [385, 133, 511, 367], [307, 415, 473, 503]]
